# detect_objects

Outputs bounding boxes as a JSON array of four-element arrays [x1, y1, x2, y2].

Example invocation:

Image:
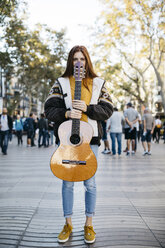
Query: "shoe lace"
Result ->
[[85, 226, 96, 235], [62, 224, 71, 234]]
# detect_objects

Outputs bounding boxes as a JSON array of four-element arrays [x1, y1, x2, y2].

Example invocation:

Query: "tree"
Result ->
[[0, 0, 19, 24], [0, 0, 26, 114], [4, 16, 67, 114], [95, 0, 165, 112]]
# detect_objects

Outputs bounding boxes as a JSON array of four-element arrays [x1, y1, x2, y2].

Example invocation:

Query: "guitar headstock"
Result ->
[[73, 61, 85, 81]]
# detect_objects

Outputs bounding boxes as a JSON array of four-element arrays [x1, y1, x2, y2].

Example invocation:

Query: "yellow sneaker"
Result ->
[[84, 225, 96, 244], [57, 224, 72, 243]]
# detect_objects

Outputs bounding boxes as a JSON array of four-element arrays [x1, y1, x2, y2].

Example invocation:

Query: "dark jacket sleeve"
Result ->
[[8, 116, 13, 132], [44, 80, 68, 124], [44, 97, 67, 124], [44, 82, 68, 144], [85, 83, 113, 121]]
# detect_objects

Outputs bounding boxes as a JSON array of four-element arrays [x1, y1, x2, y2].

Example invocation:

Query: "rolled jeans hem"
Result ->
[[85, 211, 95, 217], [64, 213, 73, 218]]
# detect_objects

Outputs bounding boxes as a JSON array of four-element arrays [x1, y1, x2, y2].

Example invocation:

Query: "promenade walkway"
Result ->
[[0, 136, 165, 248]]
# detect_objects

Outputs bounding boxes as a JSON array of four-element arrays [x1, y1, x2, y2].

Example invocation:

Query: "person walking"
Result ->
[[163, 120, 165, 144], [44, 118, 49, 147], [137, 115, 142, 142], [15, 114, 23, 145], [44, 45, 113, 244], [38, 113, 47, 147], [124, 102, 139, 155], [134, 111, 142, 153], [0, 108, 13, 155], [25, 113, 36, 147], [107, 107, 125, 156], [48, 120, 55, 145], [101, 120, 111, 154], [141, 108, 155, 155], [154, 116, 162, 143]]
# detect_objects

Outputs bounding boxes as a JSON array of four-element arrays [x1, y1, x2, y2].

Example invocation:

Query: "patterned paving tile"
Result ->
[[0, 136, 165, 247]]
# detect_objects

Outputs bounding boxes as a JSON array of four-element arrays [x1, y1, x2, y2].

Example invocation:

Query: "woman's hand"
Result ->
[[72, 100, 87, 112], [65, 109, 82, 119]]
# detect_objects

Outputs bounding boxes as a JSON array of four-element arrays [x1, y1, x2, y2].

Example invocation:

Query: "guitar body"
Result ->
[[50, 120, 97, 182]]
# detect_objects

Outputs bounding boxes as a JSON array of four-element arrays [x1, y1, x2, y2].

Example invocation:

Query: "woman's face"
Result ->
[[73, 51, 86, 67]]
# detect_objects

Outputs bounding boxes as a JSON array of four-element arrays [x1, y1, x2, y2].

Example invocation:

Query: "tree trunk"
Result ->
[[28, 93, 32, 115], [148, 58, 165, 115]]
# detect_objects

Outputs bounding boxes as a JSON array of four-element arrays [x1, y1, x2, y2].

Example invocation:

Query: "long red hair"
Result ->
[[62, 45, 97, 79]]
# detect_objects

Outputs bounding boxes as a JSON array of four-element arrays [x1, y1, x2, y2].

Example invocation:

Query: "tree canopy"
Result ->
[[0, 0, 68, 115], [95, 0, 165, 113]]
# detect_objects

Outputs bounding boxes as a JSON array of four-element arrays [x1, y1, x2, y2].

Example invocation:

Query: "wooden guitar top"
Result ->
[[50, 120, 97, 181]]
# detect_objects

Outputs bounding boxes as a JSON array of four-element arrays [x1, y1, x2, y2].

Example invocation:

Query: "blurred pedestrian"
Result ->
[[15, 114, 23, 145], [163, 120, 165, 144], [124, 102, 139, 155], [48, 120, 55, 145], [107, 107, 125, 156], [137, 116, 142, 142], [33, 114, 38, 141], [101, 120, 111, 154], [154, 116, 162, 143], [141, 108, 155, 155], [38, 113, 47, 147], [25, 113, 36, 147], [44, 118, 50, 147], [134, 110, 142, 152], [0, 108, 13, 155]]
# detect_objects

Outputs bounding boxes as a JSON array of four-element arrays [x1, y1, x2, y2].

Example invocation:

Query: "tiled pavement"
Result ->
[[0, 135, 165, 248]]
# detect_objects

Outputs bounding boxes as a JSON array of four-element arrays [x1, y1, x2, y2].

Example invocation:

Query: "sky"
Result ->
[[26, 0, 103, 49]]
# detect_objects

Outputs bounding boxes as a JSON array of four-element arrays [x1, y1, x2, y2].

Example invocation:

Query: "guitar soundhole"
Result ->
[[70, 134, 81, 145]]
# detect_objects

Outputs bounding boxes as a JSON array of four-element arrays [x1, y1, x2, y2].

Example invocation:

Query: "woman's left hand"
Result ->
[[72, 100, 87, 112]]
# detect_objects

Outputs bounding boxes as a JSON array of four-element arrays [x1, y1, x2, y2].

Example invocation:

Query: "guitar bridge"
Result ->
[[62, 160, 86, 165]]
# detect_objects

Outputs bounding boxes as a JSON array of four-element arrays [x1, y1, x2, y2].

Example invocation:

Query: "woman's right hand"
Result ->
[[65, 109, 82, 119]]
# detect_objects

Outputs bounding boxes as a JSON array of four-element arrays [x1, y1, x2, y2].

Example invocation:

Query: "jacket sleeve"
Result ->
[[44, 80, 68, 123], [8, 116, 13, 132], [85, 83, 113, 121]]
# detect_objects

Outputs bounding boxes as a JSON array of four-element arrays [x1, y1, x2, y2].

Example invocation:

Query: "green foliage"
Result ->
[[0, 52, 12, 68], [0, 0, 18, 24], [94, 0, 165, 112], [0, 0, 68, 115]]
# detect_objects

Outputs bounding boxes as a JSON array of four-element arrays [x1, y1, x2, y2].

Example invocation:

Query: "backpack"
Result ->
[[23, 119, 29, 131], [15, 119, 23, 130]]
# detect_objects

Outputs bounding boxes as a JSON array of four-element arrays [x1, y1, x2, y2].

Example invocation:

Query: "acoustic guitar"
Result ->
[[50, 61, 97, 182]]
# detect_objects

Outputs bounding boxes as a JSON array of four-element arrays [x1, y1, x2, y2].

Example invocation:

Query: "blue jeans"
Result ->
[[0, 130, 9, 154], [110, 132, 122, 155], [38, 129, 46, 146], [45, 130, 49, 146], [62, 145, 98, 218], [49, 130, 54, 145]]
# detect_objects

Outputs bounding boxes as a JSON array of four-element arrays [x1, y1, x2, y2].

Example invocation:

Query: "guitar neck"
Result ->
[[72, 119, 80, 134], [71, 80, 82, 136], [74, 80, 82, 100]]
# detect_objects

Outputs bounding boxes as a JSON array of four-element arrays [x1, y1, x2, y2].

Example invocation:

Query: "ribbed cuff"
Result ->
[[85, 211, 95, 217]]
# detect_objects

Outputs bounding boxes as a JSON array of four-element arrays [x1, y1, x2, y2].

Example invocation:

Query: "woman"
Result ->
[[44, 45, 113, 244], [15, 114, 23, 145]]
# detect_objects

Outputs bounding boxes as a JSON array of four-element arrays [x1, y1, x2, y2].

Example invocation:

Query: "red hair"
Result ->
[[62, 46, 97, 79]]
